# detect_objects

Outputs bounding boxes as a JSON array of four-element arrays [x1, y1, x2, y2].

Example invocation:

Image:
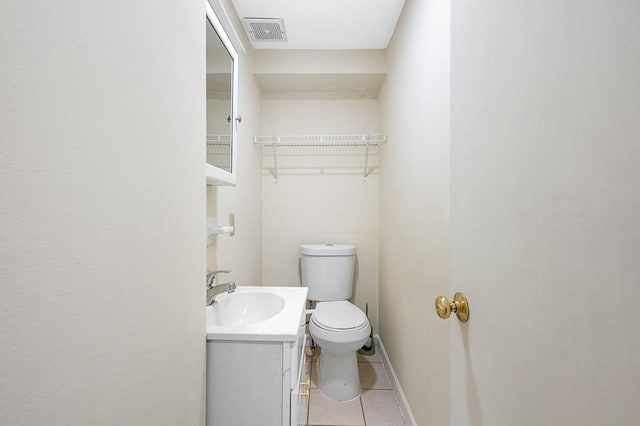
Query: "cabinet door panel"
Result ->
[[207, 341, 283, 426]]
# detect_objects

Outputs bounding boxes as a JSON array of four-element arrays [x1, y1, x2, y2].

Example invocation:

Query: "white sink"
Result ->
[[206, 286, 308, 342], [209, 291, 285, 326]]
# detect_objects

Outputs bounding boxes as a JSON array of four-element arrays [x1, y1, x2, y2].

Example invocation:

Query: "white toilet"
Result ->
[[301, 243, 370, 401]]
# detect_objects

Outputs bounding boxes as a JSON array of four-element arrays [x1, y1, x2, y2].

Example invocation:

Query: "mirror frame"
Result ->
[[206, 1, 238, 186]]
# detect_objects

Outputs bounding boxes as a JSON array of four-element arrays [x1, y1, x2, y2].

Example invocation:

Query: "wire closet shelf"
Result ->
[[254, 134, 386, 181]]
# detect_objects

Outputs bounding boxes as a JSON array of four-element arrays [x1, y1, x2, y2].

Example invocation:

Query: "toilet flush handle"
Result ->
[[435, 292, 469, 322]]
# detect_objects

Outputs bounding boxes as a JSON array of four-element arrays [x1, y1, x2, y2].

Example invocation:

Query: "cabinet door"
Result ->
[[207, 341, 283, 426], [205, 1, 238, 186]]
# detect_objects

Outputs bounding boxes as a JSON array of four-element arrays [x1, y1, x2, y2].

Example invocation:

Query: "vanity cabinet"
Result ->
[[206, 323, 309, 426]]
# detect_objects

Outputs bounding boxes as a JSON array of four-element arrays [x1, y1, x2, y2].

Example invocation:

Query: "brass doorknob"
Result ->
[[435, 292, 469, 322]]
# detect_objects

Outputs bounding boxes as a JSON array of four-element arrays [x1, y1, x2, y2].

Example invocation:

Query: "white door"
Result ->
[[450, 1, 640, 425]]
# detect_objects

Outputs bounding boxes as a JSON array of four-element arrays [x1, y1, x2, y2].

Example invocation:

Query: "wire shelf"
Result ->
[[254, 134, 386, 181], [254, 134, 386, 146]]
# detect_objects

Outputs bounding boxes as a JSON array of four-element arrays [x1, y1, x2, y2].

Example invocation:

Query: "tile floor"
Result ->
[[306, 348, 407, 426]]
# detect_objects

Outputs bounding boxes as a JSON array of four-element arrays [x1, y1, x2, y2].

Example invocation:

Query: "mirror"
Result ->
[[206, 3, 238, 185]]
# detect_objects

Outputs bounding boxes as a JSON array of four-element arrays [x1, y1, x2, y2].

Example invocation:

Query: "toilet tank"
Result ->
[[300, 244, 356, 301]]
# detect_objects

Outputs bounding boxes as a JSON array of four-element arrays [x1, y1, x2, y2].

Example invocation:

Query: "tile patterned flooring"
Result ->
[[306, 349, 407, 426]]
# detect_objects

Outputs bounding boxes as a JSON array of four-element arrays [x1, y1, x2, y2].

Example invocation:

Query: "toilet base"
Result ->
[[317, 349, 361, 401]]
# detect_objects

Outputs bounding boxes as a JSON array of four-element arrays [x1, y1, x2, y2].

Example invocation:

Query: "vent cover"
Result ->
[[243, 18, 287, 42]]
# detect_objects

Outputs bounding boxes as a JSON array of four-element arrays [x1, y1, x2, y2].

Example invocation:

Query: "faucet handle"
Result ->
[[206, 270, 231, 287], [208, 269, 231, 277]]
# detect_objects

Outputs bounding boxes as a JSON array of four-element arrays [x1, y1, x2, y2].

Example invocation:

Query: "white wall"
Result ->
[[451, 1, 640, 424], [0, 1, 206, 425], [214, 51, 264, 285], [378, 0, 451, 425], [261, 100, 380, 328]]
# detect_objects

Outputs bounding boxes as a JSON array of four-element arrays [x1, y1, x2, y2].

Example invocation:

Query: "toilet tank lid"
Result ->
[[300, 244, 356, 256]]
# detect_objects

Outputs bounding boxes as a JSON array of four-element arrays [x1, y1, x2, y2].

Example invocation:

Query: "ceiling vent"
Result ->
[[243, 18, 287, 42]]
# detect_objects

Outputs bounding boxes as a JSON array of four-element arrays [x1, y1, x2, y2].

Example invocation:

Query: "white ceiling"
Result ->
[[230, 0, 406, 50]]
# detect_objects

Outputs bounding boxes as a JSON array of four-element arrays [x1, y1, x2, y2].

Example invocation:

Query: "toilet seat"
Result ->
[[309, 301, 370, 346], [312, 301, 368, 331]]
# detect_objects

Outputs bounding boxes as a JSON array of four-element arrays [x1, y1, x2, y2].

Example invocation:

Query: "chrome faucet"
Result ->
[[206, 270, 236, 305]]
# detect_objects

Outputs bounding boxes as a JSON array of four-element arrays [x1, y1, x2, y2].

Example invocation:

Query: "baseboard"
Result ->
[[374, 334, 418, 426]]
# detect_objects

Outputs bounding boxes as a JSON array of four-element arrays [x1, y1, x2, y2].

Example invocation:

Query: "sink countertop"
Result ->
[[206, 286, 308, 342]]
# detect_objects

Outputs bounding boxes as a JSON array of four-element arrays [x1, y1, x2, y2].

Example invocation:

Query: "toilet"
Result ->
[[300, 243, 370, 401]]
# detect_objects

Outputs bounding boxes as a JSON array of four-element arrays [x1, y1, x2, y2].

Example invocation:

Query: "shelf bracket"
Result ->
[[363, 135, 370, 180], [272, 140, 279, 183]]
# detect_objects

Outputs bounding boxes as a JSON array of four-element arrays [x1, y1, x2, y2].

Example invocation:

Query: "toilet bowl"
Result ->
[[300, 243, 370, 401], [309, 301, 370, 401]]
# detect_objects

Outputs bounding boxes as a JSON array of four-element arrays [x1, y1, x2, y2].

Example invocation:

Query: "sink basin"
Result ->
[[209, 291, 285, 326], [206, 286, 308, 342]]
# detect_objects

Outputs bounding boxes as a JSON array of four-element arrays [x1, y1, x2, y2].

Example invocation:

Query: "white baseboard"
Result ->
[[374, 334, 418, 426]]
